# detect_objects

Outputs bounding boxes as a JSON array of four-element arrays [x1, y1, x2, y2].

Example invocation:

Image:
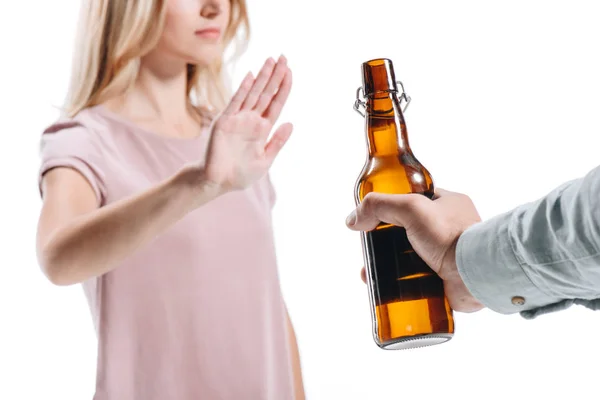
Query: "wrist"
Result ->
[[170, 165, 225, 210], [441, 237, 485, 313]]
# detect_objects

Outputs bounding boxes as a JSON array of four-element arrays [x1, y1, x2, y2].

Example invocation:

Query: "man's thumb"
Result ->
[[345, 192, 425, 232]]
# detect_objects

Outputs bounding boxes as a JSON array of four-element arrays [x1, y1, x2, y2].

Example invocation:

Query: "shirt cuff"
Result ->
[[455, 211, 561, 315]]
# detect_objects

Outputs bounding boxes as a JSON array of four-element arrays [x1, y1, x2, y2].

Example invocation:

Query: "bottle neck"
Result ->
[[365, 91, 409, 158]]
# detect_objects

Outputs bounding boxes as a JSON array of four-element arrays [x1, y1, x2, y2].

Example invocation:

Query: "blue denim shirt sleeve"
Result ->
[[455, 165, 600, 319]]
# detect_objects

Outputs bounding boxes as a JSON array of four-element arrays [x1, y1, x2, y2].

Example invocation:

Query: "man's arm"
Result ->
[[456, 165, 600, 318], [346, 165, 600, 318]]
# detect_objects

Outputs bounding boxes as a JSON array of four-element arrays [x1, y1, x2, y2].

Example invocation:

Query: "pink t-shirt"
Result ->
[[38, 105, 295, 400]]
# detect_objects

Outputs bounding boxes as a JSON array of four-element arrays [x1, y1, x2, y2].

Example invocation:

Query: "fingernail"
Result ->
[[279, 54, 287, 64], [346, 211, 356, 226]]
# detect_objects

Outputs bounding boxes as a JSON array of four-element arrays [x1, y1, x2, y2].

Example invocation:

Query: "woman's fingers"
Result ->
[[222, 56, 292, 124], [240, 57, 277, 111], [263, 68, 292, 124], [253, 56, 289, 116], [263, 122, 293, 166], [222, 72, 254, 116]]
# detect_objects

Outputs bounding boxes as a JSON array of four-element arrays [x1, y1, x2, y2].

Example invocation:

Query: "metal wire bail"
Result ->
[[353, 81, 411, 118], [353, 87, 367, 117]]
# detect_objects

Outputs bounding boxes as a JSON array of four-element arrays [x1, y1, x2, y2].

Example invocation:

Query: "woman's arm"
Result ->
[[37, 57, 293, 286], [37, 165, 215, 285], [286, 308, 305, 400]]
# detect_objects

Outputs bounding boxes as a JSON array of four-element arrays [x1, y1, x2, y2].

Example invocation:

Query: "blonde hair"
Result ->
[[63, 0, 249, 117]]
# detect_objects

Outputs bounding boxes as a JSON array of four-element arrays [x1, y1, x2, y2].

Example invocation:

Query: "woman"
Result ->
[[35, 0, 304, 399]]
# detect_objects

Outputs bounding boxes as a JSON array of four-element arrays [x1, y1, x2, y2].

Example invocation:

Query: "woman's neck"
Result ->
[[103, 53, 205, 139]]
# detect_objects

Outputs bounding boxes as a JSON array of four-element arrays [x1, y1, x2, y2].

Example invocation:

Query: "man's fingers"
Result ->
[[345, 192, 426, 231], [432, 188, 444, 200], [434, 187, 458, 199], [433, 187, 470, 200]]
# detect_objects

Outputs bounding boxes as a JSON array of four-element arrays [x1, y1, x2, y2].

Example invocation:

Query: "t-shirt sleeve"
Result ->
[[38, 119, 108, 207]]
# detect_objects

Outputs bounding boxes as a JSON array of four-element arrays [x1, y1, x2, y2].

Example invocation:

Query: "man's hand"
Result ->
[[346, 189, 485, 313]]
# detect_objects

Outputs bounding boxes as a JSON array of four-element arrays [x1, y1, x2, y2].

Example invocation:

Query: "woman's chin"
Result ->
[[186, 49, 223, 67]]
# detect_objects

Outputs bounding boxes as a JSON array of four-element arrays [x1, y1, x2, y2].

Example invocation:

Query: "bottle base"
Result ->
[[379, 333, 453, 350]]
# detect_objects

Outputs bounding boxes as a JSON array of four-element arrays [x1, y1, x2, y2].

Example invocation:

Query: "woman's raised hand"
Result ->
[[203, 55, 293, 192]]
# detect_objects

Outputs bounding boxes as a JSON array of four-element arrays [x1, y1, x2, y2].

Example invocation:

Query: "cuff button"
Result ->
[[511, 296, 526, 306]]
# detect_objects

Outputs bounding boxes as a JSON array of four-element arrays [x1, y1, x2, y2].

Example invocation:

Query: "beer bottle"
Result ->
[[353, 58, 454, 350]]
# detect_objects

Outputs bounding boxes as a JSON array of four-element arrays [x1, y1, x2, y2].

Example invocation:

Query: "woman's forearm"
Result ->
[[38, 165, 220, 285]]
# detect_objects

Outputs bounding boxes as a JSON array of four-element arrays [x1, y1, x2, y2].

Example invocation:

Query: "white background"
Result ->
[[1, 0, 600, 399]]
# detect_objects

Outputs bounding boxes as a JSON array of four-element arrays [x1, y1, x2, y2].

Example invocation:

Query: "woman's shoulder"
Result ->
[[42, 105, 105, 136], [39, 106, 113, 158]]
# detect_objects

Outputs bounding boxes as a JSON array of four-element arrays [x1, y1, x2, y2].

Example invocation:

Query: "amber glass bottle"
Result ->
[[354, 58, 454, 350]]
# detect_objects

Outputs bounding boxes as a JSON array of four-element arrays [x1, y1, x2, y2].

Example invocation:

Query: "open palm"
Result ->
[[204, 56, 293, 192]]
